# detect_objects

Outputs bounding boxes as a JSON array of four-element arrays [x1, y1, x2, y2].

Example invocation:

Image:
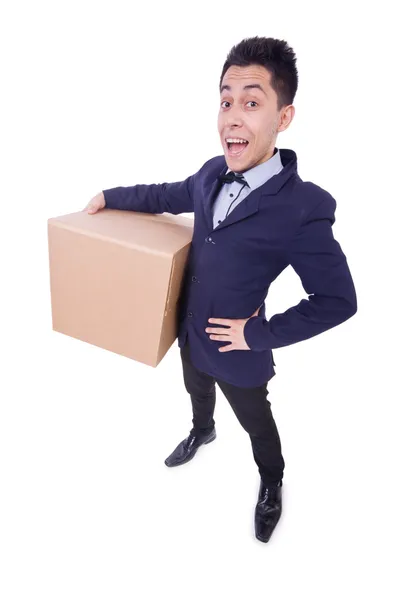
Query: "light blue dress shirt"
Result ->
[[212, 147, 284, 229]]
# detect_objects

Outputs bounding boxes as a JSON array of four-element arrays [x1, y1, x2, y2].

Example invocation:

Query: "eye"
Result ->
[[220, 100, 258, 109]]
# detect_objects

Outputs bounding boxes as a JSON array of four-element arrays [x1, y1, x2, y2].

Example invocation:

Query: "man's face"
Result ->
[[217, 64, 293, 172]]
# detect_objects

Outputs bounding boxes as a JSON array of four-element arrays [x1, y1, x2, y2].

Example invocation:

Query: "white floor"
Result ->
[[1, 327, 394, 599]]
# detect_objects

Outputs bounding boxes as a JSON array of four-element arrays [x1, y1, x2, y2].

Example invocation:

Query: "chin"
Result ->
[[223, 143, 252, 172]]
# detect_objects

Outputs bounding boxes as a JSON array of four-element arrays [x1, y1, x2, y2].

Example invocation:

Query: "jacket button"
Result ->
[[192, 276, 198, 282], [187, 311, 193, 318], [205, 236, 213, 243]]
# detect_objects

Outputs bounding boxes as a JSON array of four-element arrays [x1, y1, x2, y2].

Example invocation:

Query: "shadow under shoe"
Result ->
[[254, 479, 283, 543], [164, 427, 216, 467]]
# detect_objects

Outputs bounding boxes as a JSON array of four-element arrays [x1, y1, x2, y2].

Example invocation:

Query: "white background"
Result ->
[[1, 1, 396, 598]]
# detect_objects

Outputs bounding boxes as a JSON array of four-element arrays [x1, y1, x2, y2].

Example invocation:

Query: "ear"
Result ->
[[278, 104, 295, 133]]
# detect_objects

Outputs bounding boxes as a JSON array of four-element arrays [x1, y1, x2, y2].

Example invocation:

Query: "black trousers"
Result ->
[[180, 340, 285, 486]]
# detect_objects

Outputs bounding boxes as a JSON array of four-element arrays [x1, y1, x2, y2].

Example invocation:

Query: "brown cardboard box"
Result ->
[[47, 208, 194, 367]]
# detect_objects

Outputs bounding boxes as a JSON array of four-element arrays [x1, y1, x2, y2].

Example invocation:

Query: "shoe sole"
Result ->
[[164, 432, 216, 467]]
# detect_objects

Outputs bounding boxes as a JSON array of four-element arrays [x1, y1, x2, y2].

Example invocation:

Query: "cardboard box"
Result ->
[[47, 208, 194, 366]]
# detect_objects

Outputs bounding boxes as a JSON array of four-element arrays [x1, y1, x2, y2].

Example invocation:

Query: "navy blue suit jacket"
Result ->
[[103, 148, 357, 387]]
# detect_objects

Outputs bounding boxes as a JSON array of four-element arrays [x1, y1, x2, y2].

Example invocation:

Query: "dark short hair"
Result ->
[[219, 36, 298, 111]]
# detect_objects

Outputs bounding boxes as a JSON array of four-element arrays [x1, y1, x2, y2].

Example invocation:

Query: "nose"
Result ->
[[223, 104, 244, 129], [225, 114, 243, 129]]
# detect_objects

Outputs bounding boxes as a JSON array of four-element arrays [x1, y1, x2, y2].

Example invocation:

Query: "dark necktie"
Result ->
[[217, 171, 247, 185]]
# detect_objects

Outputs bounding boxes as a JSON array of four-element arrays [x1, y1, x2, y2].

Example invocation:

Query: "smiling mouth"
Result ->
[[226, 141, 249, 156]]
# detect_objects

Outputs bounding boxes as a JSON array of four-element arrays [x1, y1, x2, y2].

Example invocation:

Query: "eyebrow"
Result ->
[[220, 83, 267, 97]]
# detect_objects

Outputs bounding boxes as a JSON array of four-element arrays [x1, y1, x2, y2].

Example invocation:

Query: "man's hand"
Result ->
[[83, 192, 106, 214], [205, 306, 260, 352]]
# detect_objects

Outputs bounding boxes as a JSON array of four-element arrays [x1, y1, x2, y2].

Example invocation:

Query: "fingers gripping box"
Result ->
[[47, 208, 193, 367]]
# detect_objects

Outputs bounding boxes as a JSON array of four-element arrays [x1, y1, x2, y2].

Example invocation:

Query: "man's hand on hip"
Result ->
[[205, 306, 260, 352]]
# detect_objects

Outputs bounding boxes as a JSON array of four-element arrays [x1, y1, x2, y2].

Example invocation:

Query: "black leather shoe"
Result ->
[[254, 479, 283, 543], [164, 428, 216, 467]]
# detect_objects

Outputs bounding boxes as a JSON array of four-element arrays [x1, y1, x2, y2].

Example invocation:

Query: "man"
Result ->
[[84, 36, 357, 543]]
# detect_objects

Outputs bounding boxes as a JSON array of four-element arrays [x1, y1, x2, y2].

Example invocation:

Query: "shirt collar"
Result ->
[[226, 147, 283, 191]]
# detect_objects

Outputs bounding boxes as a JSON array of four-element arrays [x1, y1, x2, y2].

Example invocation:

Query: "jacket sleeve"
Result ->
[[102, 173, 196, 215], [243, 193, 358, 351]]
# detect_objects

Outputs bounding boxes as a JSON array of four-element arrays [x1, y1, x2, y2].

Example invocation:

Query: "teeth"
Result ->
[[226, 138, 248, 144]]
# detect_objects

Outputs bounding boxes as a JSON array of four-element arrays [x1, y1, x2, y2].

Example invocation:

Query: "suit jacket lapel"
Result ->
[[202, 151, 298, 232], [214, 188, 262, 231], [202, 166, 226, 230], [202, 165, 261, 232]]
